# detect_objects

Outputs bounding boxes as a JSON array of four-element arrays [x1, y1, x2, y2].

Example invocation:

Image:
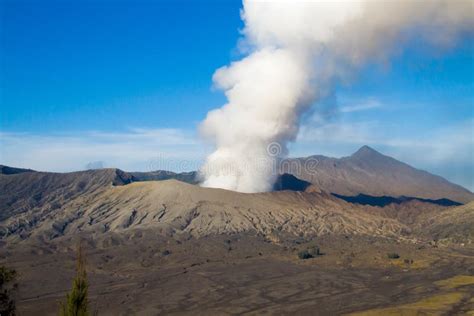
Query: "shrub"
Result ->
[[387, 253, 400, 259], [298, 250, 313, 259], [298, 246, 322, 259], [0, 265, 17, 316], [60, 243, 90, 316]]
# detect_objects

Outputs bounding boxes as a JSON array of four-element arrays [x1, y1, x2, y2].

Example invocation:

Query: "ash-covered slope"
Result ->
[[0, 168, 131, 221], [0, 165, 35, 175], [128, 170, 198, 184], [283, 146, 474, 204], [417, 201, 474, 243], [0, 167, 410, 242], [1, 178, 408, 242], [0, 162, 471, 245]]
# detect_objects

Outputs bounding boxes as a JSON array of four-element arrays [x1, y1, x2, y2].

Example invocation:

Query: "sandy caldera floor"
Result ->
[[1, 232, 473, 315]]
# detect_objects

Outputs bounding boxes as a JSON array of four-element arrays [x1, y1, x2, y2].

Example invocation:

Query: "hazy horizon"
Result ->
[[1, 0, 473, 191]]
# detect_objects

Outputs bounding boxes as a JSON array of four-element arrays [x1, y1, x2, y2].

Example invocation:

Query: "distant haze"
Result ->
[[199, 0, 474, 193]]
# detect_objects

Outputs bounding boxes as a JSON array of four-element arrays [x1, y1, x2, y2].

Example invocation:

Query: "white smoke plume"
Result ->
[[199, 0, 474, 193]]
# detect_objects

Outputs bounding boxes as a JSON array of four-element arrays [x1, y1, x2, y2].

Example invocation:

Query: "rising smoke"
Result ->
[[199, 0, 474, 193]]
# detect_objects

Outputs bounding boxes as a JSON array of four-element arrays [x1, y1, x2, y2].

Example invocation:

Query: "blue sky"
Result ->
[[1, 0, 473, 190]]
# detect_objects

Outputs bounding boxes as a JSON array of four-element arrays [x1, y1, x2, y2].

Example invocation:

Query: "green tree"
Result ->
[[60, 243, 89, 316], [0, 265, 17, 316]]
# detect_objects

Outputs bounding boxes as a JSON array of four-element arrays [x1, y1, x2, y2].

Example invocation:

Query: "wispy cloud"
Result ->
[[339, 97, 383, 113], [0, 128, 209, 173]]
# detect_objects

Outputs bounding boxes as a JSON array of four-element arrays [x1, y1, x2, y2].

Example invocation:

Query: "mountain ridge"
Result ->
[[283, 146, 473, 203], [1, 146, 472, 204], [0, 159, 472, 245]]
